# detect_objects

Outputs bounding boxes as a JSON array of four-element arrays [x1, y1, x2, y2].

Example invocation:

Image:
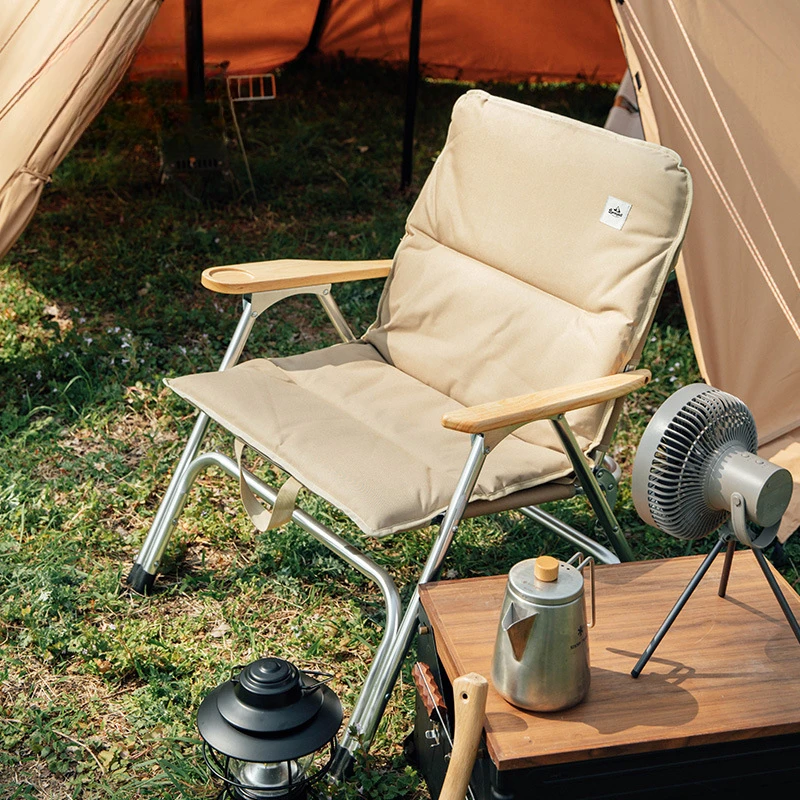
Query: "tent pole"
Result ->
[[401, 0, 423, 190], [184, 0, 205, 107], [299, 0, 333, 59]]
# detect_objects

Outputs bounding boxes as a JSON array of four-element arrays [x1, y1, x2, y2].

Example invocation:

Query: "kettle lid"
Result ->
[[507, 555, 584, 605]]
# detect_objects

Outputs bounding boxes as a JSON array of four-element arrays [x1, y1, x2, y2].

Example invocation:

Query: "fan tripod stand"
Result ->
[[631, 525, 800, 679]]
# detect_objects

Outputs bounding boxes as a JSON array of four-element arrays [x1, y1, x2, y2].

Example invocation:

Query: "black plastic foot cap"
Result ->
[[126, 563, 156, 595]]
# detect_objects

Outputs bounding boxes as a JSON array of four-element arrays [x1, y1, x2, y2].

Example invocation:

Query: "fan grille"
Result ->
[[643, 387, 757, 539]]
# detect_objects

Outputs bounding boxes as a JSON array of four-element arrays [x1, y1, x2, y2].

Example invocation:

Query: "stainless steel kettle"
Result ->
[[491, 553, 595, 712]]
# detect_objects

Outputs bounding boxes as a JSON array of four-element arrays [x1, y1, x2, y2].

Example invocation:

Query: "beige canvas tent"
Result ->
[[0, 0, 160, 261], [611, 0, 800, 539]]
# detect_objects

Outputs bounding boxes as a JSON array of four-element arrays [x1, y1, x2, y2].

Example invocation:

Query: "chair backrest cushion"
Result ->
[[364, 90, 692, 450]]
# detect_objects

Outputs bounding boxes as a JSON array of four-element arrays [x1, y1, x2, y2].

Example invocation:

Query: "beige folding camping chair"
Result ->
[[127, 91, 692, 774]]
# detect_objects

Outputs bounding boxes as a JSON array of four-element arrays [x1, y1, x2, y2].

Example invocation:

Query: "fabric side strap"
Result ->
[[234, 439, 302, 531]]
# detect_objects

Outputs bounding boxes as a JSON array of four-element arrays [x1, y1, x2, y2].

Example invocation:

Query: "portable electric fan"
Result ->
[[630, 384, 800, 678]]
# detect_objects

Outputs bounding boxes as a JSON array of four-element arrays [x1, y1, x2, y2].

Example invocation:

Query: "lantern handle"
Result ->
[[301, 668, 335, 693]]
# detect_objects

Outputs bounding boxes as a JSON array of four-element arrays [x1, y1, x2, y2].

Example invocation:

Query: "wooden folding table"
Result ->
[[414, 551, 800, 798]]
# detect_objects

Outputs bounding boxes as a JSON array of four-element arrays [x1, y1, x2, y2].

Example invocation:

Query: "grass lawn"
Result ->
[[1, 58, 797, 799]]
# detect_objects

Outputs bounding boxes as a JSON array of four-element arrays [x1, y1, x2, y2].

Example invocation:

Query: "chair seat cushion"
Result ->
[[166, 342, 586, 536]]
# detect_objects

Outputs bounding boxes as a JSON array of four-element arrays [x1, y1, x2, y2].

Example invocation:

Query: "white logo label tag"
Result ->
[[600, 196, 632, 230]]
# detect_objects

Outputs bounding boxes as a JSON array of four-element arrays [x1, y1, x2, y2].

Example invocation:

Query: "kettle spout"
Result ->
[[502, 603, 537, 662]]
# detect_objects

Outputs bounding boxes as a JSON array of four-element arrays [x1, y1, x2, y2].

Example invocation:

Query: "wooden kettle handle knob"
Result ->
[[438, 673, 489, 800]]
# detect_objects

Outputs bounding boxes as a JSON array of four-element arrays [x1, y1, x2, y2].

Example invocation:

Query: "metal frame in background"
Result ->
[[180, 0, 425, 189]]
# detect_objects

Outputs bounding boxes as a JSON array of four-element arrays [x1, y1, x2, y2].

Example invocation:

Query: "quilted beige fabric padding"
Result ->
[[167, 91, 692, 537], [167, 343, 576, 536]]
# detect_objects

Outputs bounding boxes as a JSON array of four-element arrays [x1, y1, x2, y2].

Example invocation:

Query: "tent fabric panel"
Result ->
[[0, 173, 45, 265], [612, 0, 800, 446], [604, 70, 643, 140], [321, 0, 626, 83], [759, 430, 800, 542], [130, 0, 319, 79], [0, 0, 161, 260], [132, 0, 626, 84]]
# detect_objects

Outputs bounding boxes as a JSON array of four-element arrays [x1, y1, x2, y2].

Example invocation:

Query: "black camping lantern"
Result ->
[[198, 657, 343, 799]]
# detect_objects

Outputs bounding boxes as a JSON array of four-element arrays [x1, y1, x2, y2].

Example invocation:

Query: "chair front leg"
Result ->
[[332, 434, 489, 777], [127, 410, 213, 593], [127, 297, 260, 593]]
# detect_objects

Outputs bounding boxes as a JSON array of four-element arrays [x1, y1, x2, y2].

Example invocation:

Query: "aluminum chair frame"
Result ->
[[127, 285, 635, 775]]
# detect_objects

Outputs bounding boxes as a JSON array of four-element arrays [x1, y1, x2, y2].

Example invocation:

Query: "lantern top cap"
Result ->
[[238, 657, 300, 704], [198, 656, 343, 763]]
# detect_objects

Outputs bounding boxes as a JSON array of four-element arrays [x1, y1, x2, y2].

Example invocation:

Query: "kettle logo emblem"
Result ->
[[570, 624, 588, 649]]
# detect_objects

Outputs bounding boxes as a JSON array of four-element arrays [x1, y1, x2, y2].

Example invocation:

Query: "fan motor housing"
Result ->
[[707, 448, 792, 528]]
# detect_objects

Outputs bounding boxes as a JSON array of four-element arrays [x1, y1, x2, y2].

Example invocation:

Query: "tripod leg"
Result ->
[[631, 536, 728, 678], [718, 539, 736, 597], [751, 547, 800, 645]]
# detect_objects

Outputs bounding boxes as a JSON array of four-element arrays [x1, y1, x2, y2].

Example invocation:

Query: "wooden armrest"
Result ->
[[201, 258, 393, 294], [441, 369, 651, 435]]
